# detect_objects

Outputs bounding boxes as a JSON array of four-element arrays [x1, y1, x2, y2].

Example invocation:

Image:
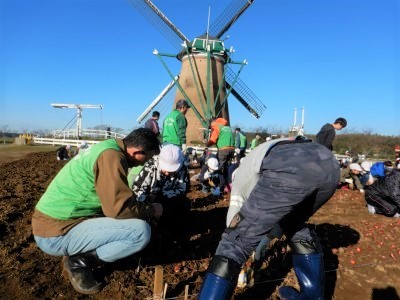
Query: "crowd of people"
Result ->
[[34, 110, 400, 299]]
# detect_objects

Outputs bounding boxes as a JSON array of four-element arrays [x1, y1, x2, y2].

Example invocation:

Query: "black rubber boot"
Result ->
[[63, 250, 105, 294]]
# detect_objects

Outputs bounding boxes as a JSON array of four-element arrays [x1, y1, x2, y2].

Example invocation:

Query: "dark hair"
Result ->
[[176, 99, 189, 109], [334, 117, 347, 128], [235, 128, 241, 131], [384, 160, 393, 167], [123, 128, 160, 154], [152, 111, 160, 118]]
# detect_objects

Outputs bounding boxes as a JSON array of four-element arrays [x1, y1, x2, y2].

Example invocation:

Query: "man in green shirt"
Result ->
[[32, 128, 161, 294], [162, 99, 189, 152]]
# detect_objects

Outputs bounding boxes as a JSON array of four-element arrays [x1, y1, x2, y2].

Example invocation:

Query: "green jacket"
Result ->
[[216, 125, 235, 149], [250, 138, 260, 150], [162, 109, 187, 146], [36, 139, 120, 220], [235, 131, 247, 149]]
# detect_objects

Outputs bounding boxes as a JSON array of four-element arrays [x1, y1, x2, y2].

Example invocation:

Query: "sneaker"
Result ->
[[367, 204, 376, 214]]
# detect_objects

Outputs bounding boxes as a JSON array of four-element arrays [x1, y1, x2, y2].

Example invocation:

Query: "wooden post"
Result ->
[[184, 285, 189, 300], [153, 265, 163, 300]]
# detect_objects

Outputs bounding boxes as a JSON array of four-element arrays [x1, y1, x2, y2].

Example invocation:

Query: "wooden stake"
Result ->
[[184, 285, 189, 300], [153, 265, 163, 300]]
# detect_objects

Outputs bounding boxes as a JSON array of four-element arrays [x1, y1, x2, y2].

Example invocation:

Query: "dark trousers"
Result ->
[[365, 188, 398, 217], [215, 142, 340, 264], [217, 148, 234, 184]]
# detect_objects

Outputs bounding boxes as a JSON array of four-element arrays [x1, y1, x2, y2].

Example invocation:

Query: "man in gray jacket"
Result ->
[[198, 137, 340, 300]]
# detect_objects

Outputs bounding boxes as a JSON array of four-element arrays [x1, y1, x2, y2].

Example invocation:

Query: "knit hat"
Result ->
[[361, 161, 372, 172], [207, 157, 219, 171], [350, 163, 362, 172], [159, 144, 183, 172]]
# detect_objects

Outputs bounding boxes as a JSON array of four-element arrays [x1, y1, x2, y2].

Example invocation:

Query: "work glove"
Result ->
[[359, 189, 365, 193], [212, 187, 221, 196], [235, 148, 240, 154], [204, 171, 211, 180], [344, 178, 353, 184]]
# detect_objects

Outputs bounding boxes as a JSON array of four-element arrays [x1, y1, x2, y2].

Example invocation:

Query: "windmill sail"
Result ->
[[207, 0, 254, 39]]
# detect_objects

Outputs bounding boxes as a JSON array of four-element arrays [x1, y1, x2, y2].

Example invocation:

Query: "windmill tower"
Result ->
[[129, 0, 266, 144]]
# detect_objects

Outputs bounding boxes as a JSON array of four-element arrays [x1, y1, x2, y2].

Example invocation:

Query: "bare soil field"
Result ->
[[0, 146, 399, 299]]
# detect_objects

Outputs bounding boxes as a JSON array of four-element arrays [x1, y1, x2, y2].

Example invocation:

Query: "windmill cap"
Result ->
[[159, 144, 183, 172]]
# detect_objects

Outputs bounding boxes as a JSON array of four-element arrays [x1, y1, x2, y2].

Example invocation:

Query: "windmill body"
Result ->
[[175, 36, 230, 143]]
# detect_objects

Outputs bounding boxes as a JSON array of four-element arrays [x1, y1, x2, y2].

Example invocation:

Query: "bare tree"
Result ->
[[0, 125, 10, 144]]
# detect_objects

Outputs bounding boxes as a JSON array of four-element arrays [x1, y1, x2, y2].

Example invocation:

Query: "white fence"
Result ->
[[50, 129, 126, 140]]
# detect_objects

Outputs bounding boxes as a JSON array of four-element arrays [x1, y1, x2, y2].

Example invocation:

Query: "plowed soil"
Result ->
[[0, 148, 399, 299]]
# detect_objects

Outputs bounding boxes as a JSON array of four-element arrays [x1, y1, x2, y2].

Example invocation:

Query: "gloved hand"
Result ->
[[182, 144, 187, 153], [359, 189, 365, 193], [204, 171, 211, 180], [212, 187, 220, 196], [235, 148, 241, 154], [345, 178, 353, 184]]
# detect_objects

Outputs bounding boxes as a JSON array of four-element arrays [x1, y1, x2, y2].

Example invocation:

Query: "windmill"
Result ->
[[129, 0, 266, 144]]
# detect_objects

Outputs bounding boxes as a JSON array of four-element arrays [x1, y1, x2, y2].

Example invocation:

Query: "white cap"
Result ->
[[159, 144, 183, 172], [361, 161, 372, 172], [350, 163, 363, 172], [207, 157, 219, 171]]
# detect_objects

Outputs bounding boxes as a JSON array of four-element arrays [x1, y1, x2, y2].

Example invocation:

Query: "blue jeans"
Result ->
[[34, 217, 151, 262]]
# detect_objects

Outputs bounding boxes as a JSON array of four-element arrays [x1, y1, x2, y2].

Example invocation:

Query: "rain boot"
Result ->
[[198, 255, 241, 300], [279, 253, 325, 300], [63, 250, 105, 294]]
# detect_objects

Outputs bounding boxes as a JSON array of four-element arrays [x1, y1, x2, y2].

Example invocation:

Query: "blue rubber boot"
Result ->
[[198, 255, 241, 300], [279, 253, 325, 300]]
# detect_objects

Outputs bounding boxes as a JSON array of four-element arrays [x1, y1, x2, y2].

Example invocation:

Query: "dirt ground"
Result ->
[[0, 148, 399, 300]]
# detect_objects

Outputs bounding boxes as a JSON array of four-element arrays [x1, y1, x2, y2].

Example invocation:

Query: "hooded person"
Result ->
[[198, 157, 224, 196], [56, 144, 70, 160], [131, 144, 190, 218], [364, 169, 400, 217]]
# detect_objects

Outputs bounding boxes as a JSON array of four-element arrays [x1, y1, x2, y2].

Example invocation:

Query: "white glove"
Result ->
[[359, 189, 365, 193], [181, 144, 187, 153], [212, 187, 220, 196], [345, 179, 353, 184], [235, 148, 240, 154], [204, 171, 211, 180]]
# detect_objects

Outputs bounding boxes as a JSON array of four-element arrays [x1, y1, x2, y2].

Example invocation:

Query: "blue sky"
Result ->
[[1, 0, 399, 136]]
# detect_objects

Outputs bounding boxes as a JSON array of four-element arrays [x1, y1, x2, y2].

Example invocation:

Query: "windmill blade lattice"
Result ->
[[208, 0, 254, 39], [125, 0, 188, 51], [225, 66, 266, 119]]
